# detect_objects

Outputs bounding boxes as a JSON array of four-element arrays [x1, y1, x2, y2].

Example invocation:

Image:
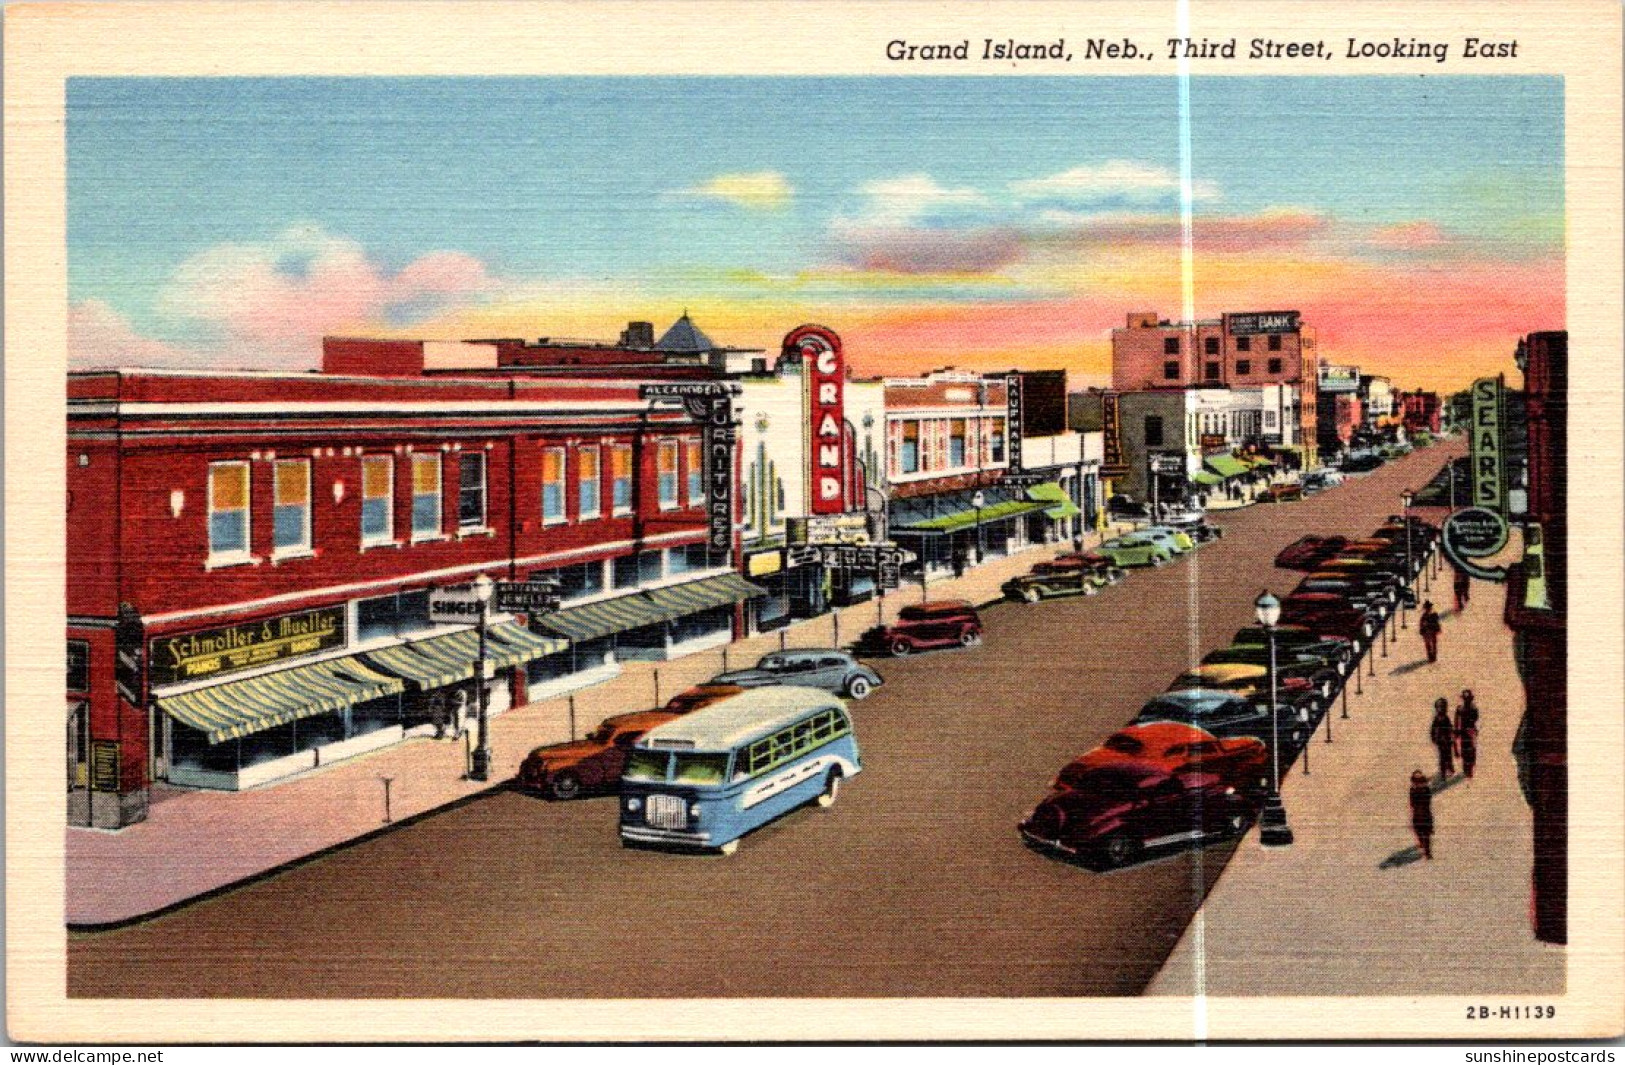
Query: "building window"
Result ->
[[208, 461, 251, 560], [612, 552, 641, 590], [1268, 357, 1283, 374], [611, 444, 633, 514], [1205, 337, 1219, 355], [658, 441, 679, 510], [576, 446, 601, 519], [272, 460, 311, 555], [361, 456, 394, 544], [357, 589, 432, 643], [1236, 359, 1252, 375], [1162, 360, 1180, 380], [901, 422, 920, 474], [1204, 362, 1220, 381], [410, 454, 442, 539], [949, 419, 967, 467], [1144, 415, 1164, 448], [667, 542, 712, 575], [639, 548, 664, 584], [990, 421, 1006, 464], [536, 561, 605, 603], [1163, 336, 1180, 355], [68, 640, 89, 693], [542, 447, 566, 524], [1268, 334, 1283, 351], [458, 453, 486, 530], [1235, 336, 1251, 352], [685, 439, 703, 506]]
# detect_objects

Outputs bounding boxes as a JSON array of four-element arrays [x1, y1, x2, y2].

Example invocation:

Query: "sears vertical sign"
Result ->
[[788, 324, 849, 515], [1470, 375, 1506, 513]]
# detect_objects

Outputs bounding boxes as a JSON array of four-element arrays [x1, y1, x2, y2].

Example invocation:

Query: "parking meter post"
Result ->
[[1342, 680, 1350, 719], [567, 694, 577, 742]]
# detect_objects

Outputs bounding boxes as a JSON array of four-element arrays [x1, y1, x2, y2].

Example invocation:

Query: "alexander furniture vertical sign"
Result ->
[[787, 324, 849, 516], [641, 381, 739, 556], [1471, 375, 1506, 513]]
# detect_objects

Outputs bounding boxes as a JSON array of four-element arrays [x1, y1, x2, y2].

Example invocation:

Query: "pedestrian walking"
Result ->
[[1409, 769, 1434, 860], [1419, 600, 1442, 663], [1455, 689, 1481, 780], [1452, 564, 1471, 612], [951, 544, 967, 578], [1429, 697, 1456, 780]]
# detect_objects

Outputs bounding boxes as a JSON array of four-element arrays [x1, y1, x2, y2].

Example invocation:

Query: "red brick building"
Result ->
[[67, 362, 756, 826], [1400, 390, 1442, 435]]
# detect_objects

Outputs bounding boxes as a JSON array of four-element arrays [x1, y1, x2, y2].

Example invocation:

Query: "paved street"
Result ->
[[70, 446, 1460, 999]]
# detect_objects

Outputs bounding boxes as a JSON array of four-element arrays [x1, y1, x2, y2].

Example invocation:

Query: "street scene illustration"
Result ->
[[64, 76, 1565, 1000]]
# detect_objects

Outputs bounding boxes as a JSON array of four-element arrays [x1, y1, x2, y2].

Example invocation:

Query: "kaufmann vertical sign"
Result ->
[[1470, 375, 1506, 513]]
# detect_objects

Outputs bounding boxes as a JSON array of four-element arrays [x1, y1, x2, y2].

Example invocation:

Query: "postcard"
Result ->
[[6, 0, 1622, 1044]]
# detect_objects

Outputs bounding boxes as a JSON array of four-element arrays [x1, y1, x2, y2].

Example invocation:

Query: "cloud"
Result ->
[[839, 174, 989, 229], [1011, 161, 1220, 205], [69, 299, 206, 369], [1366, 220, 1450, 251], [154, 224, 498, 363], [676, 171, 794, 210]]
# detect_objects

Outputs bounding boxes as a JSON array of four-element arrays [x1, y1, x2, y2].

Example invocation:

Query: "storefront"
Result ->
[[890, 486, 1048, 575], [532, 572, 766, 668]]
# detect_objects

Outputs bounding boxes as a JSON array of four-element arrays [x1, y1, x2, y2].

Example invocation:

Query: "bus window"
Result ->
[[672, 752, 729, 786], [623, 750, 670, 782]]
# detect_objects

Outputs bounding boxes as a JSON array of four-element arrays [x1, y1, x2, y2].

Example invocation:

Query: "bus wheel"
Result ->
[[718, 839, 739, 856], [817, 769, 843, 808]]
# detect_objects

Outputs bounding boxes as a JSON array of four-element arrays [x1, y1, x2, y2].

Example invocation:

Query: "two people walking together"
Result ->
[[1413, 689, 1483, 860]]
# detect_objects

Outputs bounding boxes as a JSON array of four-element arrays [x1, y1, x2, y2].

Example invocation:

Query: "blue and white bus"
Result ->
[[618, 686, 862, 854]]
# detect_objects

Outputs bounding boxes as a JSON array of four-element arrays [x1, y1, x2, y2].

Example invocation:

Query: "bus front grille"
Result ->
[[645, 794, 688, 830]]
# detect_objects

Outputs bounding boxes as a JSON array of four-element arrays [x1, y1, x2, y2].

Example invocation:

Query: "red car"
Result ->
[[1020, 763, 1259, 867], [1274, 535, 1348, 571], [1280, 591, 1376, 642], [660, 683, 746, 715], [1052, 722, 1268, 795], [862, 599, 983, 657], [516, 710, 680, 800]]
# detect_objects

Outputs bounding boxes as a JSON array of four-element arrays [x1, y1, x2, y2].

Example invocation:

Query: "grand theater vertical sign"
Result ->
[[786, 324, 850, 515]]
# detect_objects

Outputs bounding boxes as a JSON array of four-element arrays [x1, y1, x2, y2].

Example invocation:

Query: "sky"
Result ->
[[67, 76, 1564, 393]]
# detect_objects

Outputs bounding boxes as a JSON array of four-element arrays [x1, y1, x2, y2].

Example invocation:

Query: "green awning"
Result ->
[[1204, 455, 1251, 479], [1026, 482, 1083, 520], [1247, 456, 1276, 469], [902, 498, 1047, 534], [159, 658, 406, 745], [362, 623, 567, 689], [1192, 470, 1224, 487], [536, 573, 767, 643]]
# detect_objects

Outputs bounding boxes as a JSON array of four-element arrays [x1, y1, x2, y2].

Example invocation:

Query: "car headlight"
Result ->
[[689, 801, 702, 820], [625, 797, 642, 813]]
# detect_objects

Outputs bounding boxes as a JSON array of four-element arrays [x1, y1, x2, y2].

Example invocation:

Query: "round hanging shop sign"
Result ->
[[1441, 505, 1510, 583]]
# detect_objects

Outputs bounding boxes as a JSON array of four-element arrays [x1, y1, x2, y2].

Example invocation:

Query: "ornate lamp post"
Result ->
[[972, 490, 986, 564], [1256, 591, 1294, 847], [468, 573, 495, 781]]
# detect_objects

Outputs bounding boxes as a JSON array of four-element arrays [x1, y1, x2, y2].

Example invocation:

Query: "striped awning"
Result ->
[[1026, 482, 1083, 521], [535, 573, 767, 643], [362, 623, 566, 689], [158, 658, 406, 745]]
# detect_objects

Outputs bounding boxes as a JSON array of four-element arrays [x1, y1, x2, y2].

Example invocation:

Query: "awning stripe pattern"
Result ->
[[1026, 482, 1083, 520], [899, 498, 1048, 534], [1192, 470, 1225, 487], [361, 623, 567, 688], [159, 658, 406, 745], [536, 573, 767, 643]]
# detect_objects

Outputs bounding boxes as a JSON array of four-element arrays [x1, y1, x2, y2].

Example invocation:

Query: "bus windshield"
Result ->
[[623, 750, 670, 782], [671, 752, 730, 786]]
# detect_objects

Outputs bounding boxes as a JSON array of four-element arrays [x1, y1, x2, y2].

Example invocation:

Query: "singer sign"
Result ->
[[788, 324, 850, 516]]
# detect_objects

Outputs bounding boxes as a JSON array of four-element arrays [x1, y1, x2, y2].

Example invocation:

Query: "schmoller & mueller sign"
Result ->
[[150, 606, 347, 686]]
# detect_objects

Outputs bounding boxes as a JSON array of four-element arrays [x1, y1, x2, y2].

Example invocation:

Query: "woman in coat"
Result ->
[[1429, 697, 1455, 780], [1409, 769, 1435, 860]]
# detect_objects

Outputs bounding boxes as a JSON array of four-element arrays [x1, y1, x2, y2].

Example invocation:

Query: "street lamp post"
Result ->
[[1255, 591, 1294, 847], [1401, 490, 1414, 628], [468, 573, 495, 782], [972, 490, 986, 564]]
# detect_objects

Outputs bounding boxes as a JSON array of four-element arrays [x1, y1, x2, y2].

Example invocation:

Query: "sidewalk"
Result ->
[[67, 527, 1115, 927], [1148, 532, 1564, 997]]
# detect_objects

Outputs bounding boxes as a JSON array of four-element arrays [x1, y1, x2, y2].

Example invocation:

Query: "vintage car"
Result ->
[[1159, 509, 1224, 543], [1134, 689, 1306, 747], [1263, 482, 1304, 503], [1201, 640, 1348, 683], [1229, 623, 1354, 666], [1274, 535, 1349, 571], [1053, 722, 1269, 794], [1279, 591, 1378, 643], [1340, 449, 1384, 473], [1299, 468, 1346, 494], [1294, 576, 1393, 614], [517, 709, 680, 800], [1050, 552, 1130, 585], [1097, 532, 1174, 568], [660, 683, 748, 716], [1141, 526, 1196, 553], [1107, 494, 1151, 521], [1002, 556, 1124, 603], [1166, 662, 1325, 704], [859, 599, 983, 657], [711, 649, 884, 700], [1019, 763, 1258, 867], [1318, 553, 1411, 584]]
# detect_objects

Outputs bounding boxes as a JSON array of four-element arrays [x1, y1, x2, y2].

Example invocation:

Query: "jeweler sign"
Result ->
[[494, 580, 561, 615]]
